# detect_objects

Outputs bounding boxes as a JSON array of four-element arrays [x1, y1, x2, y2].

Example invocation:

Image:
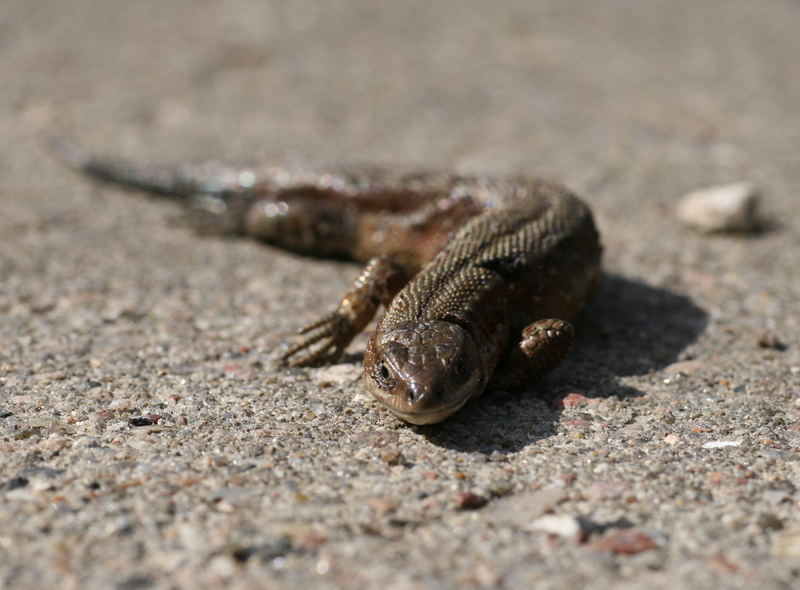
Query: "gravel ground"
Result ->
[[2, 1, 799, 588]]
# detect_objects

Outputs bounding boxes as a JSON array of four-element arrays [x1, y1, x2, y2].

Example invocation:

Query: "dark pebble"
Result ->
[[116, 575, 154, 590], [757, 332, 787, 351], [129, 417, 154, 427], [4, 477, 29, 490], [757, 513, 784, 531], [455, 492, 487, 510], [229, 537, 292, 563]]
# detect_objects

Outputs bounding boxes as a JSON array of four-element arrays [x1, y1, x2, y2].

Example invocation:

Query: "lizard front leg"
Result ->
[[518, 319, 575, 375], [491, 318, 576, 391], [279, 255, 408, 367]]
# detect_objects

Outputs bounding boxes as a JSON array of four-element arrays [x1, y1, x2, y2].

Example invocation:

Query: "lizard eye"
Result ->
[[373, 360, 396, 390]]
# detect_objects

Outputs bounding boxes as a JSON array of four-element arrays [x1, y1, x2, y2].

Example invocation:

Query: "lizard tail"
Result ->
[[50, 139, 265, 235], [49, 139, 203, 198]]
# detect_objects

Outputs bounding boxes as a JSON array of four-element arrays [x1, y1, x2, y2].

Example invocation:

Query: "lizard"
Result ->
[[53, 141, 602, 424]]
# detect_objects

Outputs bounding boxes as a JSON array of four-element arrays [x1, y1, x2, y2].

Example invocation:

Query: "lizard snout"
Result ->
[[364, 320, 484, 424]]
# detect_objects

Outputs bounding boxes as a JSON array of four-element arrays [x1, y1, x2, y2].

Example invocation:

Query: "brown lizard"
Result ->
[[54, 142, 602, 424]]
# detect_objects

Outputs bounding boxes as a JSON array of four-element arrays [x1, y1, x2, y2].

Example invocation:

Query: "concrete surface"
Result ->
[[1, 1, 799, 588]]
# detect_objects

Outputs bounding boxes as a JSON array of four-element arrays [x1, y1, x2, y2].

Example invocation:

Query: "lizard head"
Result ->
[[364, 320, 484, 424]]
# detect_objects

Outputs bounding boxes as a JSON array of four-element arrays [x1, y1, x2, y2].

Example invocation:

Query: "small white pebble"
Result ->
[[676, 182, 760, 232], [663, 434, 680, 445], [702, 440, 741, 449], [531, 514, 582, 537], [316, 559, 331, 575]]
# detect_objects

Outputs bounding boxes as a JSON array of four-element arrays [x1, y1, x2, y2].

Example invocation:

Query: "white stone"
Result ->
[[702, 440, 742, 449], [676, 182, 760, 232], [531, 514, 582, 537]]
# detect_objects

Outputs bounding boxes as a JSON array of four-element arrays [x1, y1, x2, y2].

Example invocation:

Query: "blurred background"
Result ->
[[6, 0, 797, 206]]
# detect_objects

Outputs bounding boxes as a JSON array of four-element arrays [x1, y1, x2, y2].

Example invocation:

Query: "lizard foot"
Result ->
[[519, 318, 575, 375], [278, 311, 355, 367], [277, 255, 408, 368], [483, 318, 577, 392]]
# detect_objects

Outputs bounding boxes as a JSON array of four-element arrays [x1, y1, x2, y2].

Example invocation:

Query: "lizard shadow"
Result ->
[[417, 274, 708, 454]]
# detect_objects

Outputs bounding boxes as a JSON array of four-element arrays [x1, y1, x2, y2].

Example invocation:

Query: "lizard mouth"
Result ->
[[377, 396, 471, 425]]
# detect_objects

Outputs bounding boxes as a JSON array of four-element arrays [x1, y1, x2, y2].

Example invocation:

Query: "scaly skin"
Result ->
[[54, 142, 602, 424]]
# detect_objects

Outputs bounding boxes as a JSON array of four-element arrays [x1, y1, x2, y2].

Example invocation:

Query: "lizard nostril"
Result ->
[[406, 382, 440, 405], [406, 385, 423, 404]]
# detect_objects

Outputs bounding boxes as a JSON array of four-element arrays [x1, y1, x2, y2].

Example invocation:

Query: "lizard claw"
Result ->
[[276, 256, 407, 368], [278, 311, 354, 367]]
